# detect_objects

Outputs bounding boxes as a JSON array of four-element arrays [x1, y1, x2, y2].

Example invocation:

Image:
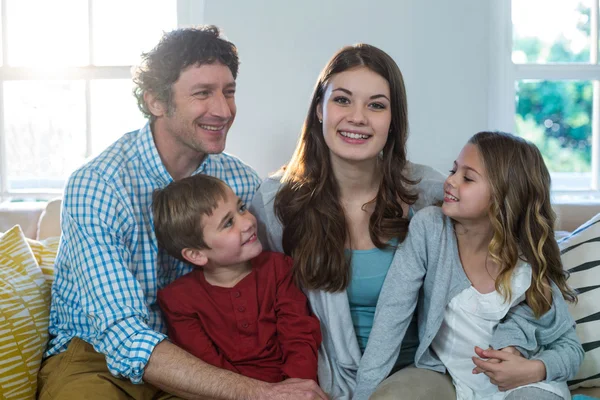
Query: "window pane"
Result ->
[[512, 0, 592, 64], [515, 80, 592, 187], [90, 79, 146, 154], [4, 81, 86, 190], [6, 0, 89, 67], [92, 0, 177, 66]]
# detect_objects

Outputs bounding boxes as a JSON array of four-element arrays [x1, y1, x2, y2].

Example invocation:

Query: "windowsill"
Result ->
[[552, 191, 600, 205]]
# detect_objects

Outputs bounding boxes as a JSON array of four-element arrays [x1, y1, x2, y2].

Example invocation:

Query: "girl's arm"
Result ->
[[477, 282, 584, 389], [353, 212, 431, 400]]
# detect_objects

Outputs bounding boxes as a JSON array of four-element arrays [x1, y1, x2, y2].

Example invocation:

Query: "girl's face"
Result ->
[[442, 143, 492, 224], [316, 66, 392, 165]]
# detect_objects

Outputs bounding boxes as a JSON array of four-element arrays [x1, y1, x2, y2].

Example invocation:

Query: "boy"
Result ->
[[153, 174, 322, 383]]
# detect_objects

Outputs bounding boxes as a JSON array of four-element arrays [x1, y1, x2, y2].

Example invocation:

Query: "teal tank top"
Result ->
[[346, 210, 419, 369]]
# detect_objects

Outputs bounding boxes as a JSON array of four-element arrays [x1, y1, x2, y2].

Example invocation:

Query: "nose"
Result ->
[[347, 105, 367, 125], [240, 212, 255, 232], [210, 92, 233, 119], [445, 174, 457, 189]]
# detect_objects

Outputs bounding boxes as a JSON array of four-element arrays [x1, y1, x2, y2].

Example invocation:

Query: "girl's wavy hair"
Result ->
[[471, 131, 576, 317], [133, 25, 239, 122], [274, 44, 417, 292]]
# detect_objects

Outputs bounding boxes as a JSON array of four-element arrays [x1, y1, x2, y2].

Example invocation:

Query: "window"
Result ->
[[492, 0, 600, 198], [0, 0, 202, 201]]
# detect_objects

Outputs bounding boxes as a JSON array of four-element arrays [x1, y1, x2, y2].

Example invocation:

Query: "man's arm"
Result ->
[[144, 340, 328, 400]]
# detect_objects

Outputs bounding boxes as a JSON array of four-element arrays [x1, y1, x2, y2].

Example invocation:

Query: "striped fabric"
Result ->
[[26, 236, 60, 286], [0, 226, 51, 400], [559, 213, 600, 389]]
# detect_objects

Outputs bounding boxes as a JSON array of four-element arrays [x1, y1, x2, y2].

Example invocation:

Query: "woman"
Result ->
[[251, 43, 451, 399]]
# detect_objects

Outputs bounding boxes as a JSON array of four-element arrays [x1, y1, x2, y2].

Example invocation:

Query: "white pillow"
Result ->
[[559, 213, 600, 389]]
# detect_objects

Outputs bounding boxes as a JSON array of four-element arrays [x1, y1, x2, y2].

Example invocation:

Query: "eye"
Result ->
[[333, 96, 350, 105], [369, 102, 386, 110], [224, 89, 236, 98], [194, 90, 210, 97], [449, 169, 456, 175], [224, 217, 234, 228], [464, 176, 474, 182], [239, 203, 247, 213]]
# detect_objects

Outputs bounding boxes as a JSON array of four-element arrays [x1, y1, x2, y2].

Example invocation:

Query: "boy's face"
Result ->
[[199, 187, 263, 268]]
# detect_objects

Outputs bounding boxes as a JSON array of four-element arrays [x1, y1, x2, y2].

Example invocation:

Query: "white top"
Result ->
[[431, 262, 571, 400]]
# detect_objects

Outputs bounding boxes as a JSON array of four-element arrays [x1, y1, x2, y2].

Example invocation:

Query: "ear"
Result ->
[[144, 91, 167, 118], [316, 101, 323, 123], [181, 247, 208, 266]]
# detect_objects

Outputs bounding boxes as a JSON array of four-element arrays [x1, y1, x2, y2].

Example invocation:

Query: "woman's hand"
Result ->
[[471, 346, 546, 391]]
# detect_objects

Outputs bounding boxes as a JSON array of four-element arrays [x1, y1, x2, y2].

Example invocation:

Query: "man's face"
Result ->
[[156, 62, 237, 156]]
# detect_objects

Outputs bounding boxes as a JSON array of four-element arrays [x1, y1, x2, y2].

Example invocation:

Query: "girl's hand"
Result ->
[[471, 346, 546, 391], [472, 346, 521, 372]]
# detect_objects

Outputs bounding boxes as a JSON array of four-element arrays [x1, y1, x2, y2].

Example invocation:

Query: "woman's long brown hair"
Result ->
[[274, 44, 417, 292], [472, 131, 576, 317]]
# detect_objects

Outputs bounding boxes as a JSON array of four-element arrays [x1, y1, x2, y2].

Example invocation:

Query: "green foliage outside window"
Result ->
[[513, 3, 592, 173]]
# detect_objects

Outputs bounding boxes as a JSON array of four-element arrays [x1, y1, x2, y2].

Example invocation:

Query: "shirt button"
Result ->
[[238, 306, 246, 312], [234, 291, 241, 298], [242, 322, 249, 328]]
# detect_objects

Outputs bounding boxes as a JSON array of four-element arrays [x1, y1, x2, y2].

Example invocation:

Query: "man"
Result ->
[[38, 26, 327, 400]]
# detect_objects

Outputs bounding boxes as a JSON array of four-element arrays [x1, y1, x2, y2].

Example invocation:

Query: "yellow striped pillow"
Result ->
[[26, 236, 59, 285], [0, 225, 51, 400]]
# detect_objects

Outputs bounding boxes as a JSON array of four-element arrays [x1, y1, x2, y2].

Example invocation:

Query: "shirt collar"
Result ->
[[137, 121, 213, 186]]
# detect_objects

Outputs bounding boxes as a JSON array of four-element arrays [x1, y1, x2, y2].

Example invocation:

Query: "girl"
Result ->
[[354, 131, 584, 400]]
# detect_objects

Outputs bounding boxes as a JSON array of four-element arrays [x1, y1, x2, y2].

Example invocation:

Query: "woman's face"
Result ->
[[317, 66, 392, 164]]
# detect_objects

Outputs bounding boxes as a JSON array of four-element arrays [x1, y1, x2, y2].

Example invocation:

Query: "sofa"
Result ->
[[1, 198, 600, 399]]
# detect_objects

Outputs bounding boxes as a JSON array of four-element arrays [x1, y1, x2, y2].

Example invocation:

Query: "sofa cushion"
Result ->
[[26, 236, 60, 284], [0, 225, 52, 399], [559, 213, 600, 389]]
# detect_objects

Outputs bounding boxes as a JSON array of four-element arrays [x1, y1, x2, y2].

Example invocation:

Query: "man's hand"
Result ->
[[258, 378, 329, 400], [471, 346, 546, 391]]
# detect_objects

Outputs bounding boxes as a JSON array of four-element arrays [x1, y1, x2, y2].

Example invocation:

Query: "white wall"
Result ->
[[201, 0, 492, 178]]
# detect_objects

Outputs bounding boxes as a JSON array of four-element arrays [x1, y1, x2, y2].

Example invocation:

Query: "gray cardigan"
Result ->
[[353, 206, 584, 400], [250, 163, 445, 400]]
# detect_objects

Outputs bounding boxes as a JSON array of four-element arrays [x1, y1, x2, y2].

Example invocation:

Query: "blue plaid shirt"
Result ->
[[46, 123, 261, 384]]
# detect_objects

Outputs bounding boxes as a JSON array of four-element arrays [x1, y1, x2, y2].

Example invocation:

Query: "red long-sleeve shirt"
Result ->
[[157, 251, 321, 383]]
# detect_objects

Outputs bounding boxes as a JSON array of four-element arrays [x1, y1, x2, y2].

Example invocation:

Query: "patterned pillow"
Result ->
[[559, 213, 600, 389], [26, 236, 60, 284], [0, 226, 51, 399]]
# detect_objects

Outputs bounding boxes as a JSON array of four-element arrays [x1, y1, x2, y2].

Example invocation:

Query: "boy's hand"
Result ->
[[258, 378, 329, 400], [471, 346, 546, 391]]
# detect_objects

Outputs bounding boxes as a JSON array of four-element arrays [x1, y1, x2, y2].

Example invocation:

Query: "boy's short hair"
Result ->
[[152, 174, 230, 262]]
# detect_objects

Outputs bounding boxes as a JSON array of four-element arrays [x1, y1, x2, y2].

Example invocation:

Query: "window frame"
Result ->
[[0, 0, 204, 201], [491, 0, 600, 199]]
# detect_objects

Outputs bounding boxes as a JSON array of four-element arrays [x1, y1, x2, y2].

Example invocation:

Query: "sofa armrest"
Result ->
[[37, 198, 62, 240]]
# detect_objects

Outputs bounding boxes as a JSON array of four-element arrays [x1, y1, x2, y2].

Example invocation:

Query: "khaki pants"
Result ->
[[370, 365, 456, 400], [38, 337, 183, 400]]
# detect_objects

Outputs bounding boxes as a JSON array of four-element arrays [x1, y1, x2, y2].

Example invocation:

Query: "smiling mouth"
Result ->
[[242, 233, 257, 245], [339, 131, 371, 140], [444, 192, 459, 201], [198, 124, 226, 131]]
